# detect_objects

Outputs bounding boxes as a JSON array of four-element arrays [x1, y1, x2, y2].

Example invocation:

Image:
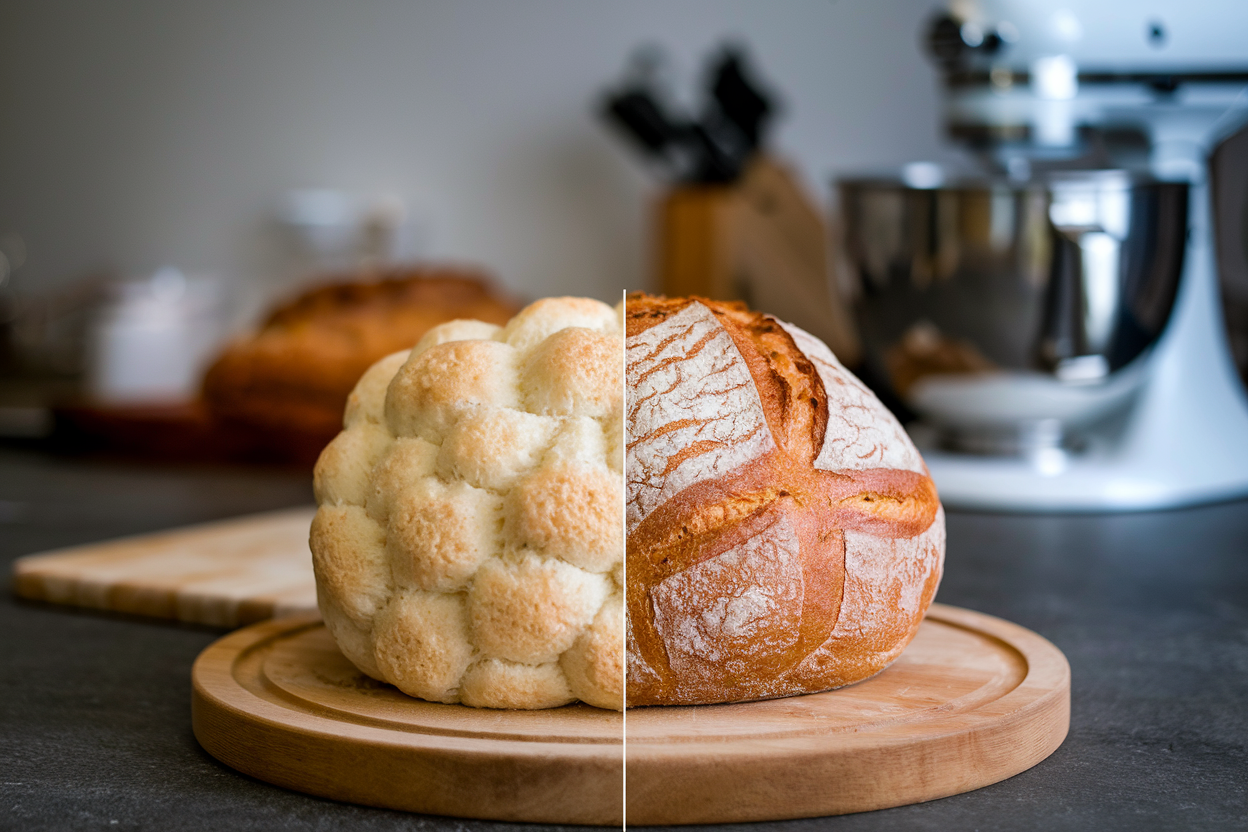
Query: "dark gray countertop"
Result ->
[[2, 446, 1246, 831]]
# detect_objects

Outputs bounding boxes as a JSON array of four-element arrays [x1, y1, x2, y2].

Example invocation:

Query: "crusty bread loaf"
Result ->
[[203, 269, 520, 441], [311, 297, 624, 710], [625, 294, 944, 707]]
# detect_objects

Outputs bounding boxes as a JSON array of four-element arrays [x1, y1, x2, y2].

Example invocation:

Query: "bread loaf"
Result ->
[[625, 294, 944, 707], [310, 297, 624, 710]]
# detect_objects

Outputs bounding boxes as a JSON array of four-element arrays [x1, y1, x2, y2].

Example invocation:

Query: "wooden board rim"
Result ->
[[191, 614, 625, 825], [12, 507, 318, 627], [631, 604, 1066, 748], [625, 603, 1070, 824], [191, 604, 1069, 826]]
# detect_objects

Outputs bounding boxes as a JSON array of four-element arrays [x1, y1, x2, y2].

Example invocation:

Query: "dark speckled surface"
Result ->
[[2, 447, 1247, 830]]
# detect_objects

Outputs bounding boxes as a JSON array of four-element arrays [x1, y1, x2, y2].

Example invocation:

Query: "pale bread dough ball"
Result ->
[[365, 437, 439, 523], [385, 339, 520, 443], [311, 297, 623, 710], [460, 658, 574, 709], [321, 601, 383, 680], [387, 478, 503, 592], [310, 505, 389, 627], [468, 555, 609, 664], [436, 407, 555, 491], [544, 417, 607, 468], [560, 593, 624, 710], [411, 319, 502, 360], [508, 465, 621, 573], [313, 421, 392, 507], [521, 327, 622, 418], [604, 413, 624, 475], [372, 590, 475, 703], [344, 350, 410, 428], [500, 296, 618, 353]]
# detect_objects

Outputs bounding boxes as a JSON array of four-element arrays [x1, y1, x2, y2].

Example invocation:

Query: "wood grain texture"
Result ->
[[626, 603, 1070, 825], [11, 508, 317, 627], [191, 614, 625, 825], [190, 604, 1066, 826]]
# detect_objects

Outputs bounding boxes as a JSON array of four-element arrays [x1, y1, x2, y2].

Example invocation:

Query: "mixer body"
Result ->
[[836, 0, 1248, 509]]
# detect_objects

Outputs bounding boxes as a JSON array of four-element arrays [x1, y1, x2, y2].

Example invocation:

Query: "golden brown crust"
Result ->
[[625, 293, 943, 706], [203, 269, 521, 437]]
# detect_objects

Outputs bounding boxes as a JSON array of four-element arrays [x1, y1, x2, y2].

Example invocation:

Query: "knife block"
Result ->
[[655, 156, 861, 366]]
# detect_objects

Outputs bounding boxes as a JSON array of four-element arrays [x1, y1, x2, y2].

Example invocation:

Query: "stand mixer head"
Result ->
[[839, 0, 1248, 510], [928, 0, 1248, 179]]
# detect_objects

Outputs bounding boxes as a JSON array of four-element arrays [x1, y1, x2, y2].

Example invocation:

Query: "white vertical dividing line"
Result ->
[[620, 288, 628, 829]]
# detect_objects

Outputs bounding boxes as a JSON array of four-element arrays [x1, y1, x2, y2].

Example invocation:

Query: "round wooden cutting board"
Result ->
[[626, 603, 1070, 825], [191, 604, 1068, 826]]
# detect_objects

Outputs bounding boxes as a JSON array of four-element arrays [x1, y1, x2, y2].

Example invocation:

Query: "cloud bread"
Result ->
[[625, 294, 944, 707], [311, 297, 624, 710]]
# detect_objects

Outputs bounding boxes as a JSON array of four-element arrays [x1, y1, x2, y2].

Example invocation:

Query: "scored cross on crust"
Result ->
[[625, 295, 944, 706]]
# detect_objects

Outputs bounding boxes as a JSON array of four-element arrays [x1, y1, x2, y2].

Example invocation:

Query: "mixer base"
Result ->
[[923, 447, 1248, 512]]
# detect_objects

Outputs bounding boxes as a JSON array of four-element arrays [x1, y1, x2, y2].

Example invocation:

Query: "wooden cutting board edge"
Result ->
[[623, 603, 1071, 824], [190, 604, 1069, 826], [10, 507, 318, 628], [192, 614, 625, 826]]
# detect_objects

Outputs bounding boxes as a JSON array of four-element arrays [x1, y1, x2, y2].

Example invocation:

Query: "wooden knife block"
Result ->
[[656, 156, 861, 366]]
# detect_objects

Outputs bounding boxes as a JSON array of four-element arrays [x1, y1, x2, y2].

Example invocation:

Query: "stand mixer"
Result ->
[[840, 0, 1248, 511]]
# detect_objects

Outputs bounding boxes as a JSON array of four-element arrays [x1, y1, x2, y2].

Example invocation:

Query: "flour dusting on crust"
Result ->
[[779, 320, 925, 475], [652, 512, 802, 684], [626, 302, 776, 533], [625, 295, 945, 706]]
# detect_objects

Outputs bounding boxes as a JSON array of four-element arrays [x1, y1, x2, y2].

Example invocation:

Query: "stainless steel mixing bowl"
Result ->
[[838, 170, 1189, 452]]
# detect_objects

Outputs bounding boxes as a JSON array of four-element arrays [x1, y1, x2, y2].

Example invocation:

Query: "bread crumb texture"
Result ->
[[625, 295, 945, 706], [312, 297, 624, 710]]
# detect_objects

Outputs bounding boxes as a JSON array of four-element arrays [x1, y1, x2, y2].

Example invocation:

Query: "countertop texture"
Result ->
[[1, 446, 1246, 831]]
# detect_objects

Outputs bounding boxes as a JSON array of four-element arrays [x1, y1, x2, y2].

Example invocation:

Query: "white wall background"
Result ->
[[0, 0, 950, 319]]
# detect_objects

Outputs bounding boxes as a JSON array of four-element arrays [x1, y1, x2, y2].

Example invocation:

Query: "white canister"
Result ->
[[87, 268, 226, 404]]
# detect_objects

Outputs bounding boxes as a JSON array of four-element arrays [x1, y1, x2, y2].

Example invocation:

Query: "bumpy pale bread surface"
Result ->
[[625, 295, 945, 707], [312, 297, 624, 710]]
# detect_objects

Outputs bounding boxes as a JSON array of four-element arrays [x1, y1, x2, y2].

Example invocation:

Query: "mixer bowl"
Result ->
[[839, 170, 1188, 452]]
